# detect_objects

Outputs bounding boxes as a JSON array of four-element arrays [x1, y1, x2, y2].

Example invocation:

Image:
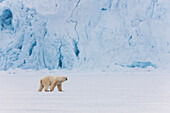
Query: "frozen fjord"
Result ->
[[0, 71, 170, 113]]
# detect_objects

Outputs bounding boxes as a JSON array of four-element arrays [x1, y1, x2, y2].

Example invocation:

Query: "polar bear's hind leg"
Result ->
[[38, 80, 44, 92]]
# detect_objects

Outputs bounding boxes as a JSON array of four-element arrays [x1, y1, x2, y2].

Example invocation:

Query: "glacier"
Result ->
[[0, 0, 170, 71]]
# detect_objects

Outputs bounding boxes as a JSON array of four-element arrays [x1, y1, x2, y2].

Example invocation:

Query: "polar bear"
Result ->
[[38, 76, 68, 92]]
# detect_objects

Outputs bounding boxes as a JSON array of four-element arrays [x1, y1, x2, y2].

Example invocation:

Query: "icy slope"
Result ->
[[0, 0, 170, 71]]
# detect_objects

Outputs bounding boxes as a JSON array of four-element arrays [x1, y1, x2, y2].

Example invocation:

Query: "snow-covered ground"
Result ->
[[0, 70, 170, 113]]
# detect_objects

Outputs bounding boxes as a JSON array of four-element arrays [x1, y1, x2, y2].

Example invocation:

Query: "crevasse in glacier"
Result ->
[[0, 0, 170, 71]]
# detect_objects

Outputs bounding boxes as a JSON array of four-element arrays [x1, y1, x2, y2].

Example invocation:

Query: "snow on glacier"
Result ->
[[0, 0, 170, 71]]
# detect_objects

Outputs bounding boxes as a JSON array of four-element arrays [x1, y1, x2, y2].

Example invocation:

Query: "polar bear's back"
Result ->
[[41, 75, 56, 83]]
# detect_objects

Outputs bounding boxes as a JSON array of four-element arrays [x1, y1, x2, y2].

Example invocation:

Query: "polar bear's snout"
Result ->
[[63, 76, 68, 81]]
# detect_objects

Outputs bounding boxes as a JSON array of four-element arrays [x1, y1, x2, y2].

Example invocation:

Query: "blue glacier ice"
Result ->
[[127, 61, 158, 69], [0, 9, 13, 30], [0, 0, 170, 71]]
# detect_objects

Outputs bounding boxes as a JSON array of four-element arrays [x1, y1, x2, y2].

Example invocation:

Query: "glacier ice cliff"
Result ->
[[0, 0, 170, 71]]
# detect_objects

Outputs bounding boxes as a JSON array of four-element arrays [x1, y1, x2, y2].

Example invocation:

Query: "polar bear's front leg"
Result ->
[[57, 84, 63, 92], [50, 82, 57, 92], [44, 85, 49, 92]]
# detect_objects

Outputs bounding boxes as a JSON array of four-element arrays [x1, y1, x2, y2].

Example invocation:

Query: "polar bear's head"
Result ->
[[57, 76, 68, 82], [62, 76, 68, 81]]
